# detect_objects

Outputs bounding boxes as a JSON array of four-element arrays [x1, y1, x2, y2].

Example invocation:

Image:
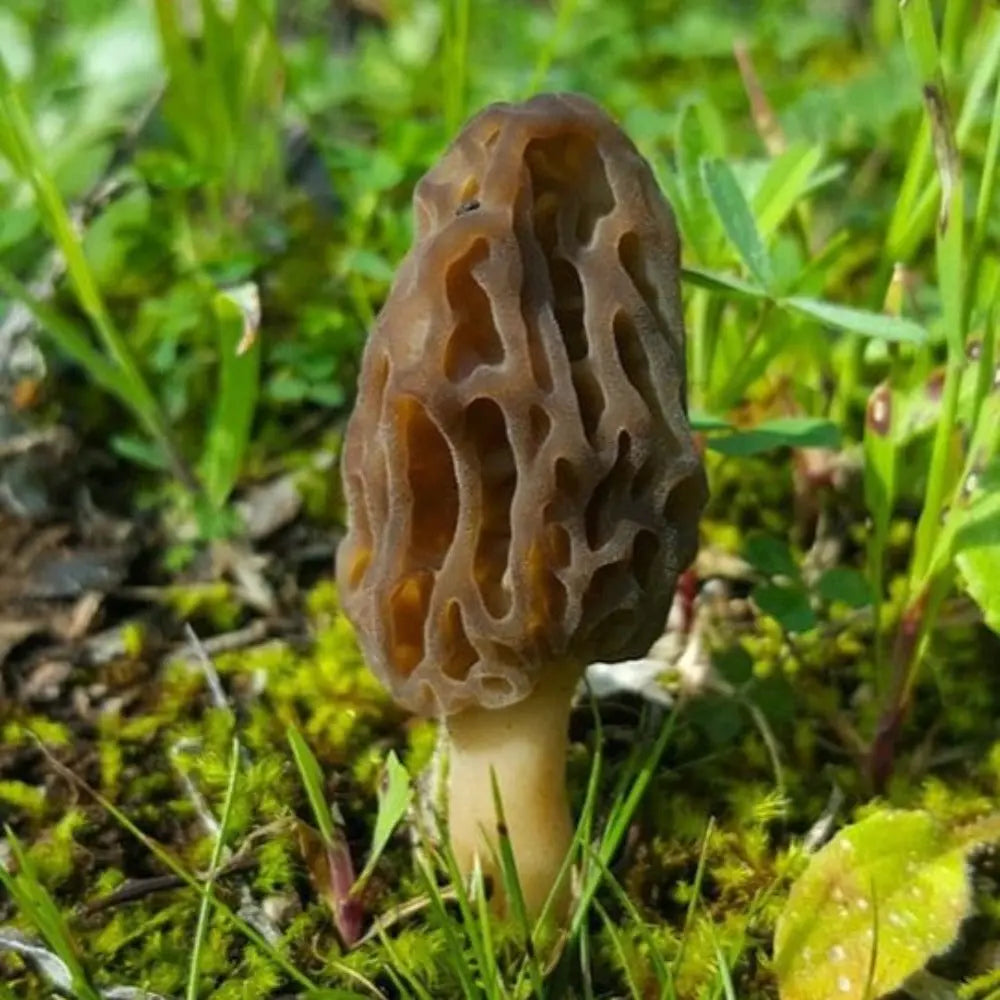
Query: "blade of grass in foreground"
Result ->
[[708, 922, 738, 1000], [471, 860, 503, 1000], [585, 845, 675, 996], [287, 724, 365, 946], [672, 818, 715, 977], [437, 849, 494, 984], [187, 736, 240, 1000], [593, 897, 643, 1000], [413, 850, 484, 999], [569, 705, 679, 939], [374, 922, 435, 1000], [903, 0, 966, 590], [490, 770, 545, 1000], [0, 264, 122, 393], [0, 828, 102, 1000], [973, 33, 1000, 250], [288, 725, 339, 844], [353, 750, 412, 893]]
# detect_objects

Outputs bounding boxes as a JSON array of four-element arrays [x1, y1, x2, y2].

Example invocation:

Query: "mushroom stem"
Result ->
[[445, 659, 583, 920]]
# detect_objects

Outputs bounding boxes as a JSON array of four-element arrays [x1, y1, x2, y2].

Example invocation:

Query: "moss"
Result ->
[[25, 810, 89, 887], [253, 836, 298, 894], [4, 557, 998, 999], [1, 716, 71, 747], [405, 718, 439, 775], [164, 581, 243, 632], [0, 780, 47, 816], [98, 718, 125, 795]]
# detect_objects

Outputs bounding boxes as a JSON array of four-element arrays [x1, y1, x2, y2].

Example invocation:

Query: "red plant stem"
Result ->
[[868, 590, 927, 791], [676, 565, 699, 634]]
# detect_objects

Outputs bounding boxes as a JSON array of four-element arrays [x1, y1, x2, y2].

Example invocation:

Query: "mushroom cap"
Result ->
[[337, 93, 707, 716]]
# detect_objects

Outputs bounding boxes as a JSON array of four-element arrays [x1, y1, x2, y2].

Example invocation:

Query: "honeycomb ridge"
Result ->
[[337, 93, 707, 716]]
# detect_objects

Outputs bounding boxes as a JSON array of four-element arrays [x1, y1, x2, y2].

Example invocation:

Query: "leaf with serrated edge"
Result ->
[[774, 809, 997, 1000]]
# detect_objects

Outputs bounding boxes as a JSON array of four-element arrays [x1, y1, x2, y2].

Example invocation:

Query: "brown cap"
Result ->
[[336, 93, 707, 716]]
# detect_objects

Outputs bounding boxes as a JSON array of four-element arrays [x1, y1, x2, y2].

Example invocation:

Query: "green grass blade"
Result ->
[[441, 0, 470, 135], [417, 826, 498, 996], [0, 829, 102, 1000], [593, 897, 643, 1000], [586, 845, 674, 993], [907, 12, 967, 586], [444, 863, 498, 995], [900, 0, 941, 85], [974, 69, 1000, 251], [674, 103, 718, 262], [957, 10, 1000, 143], [353, 751, 412, 893], [932, 140, 965, 358], [375, 921, 438, 1000], [941, 0, 972, 76], [885, 121, 936, 261], [681, 267, 767, 300], [672, 818, 715, 977], [153, 0, 204, 155], [568, 707, 679, 941], [471, 861, 504, 1000], [186, 736, 241, 1000], [970, 316, 997, 438], [287, 725, 338, 844], [863, 382, 898, 672], [780, 296, 927, 343], [413, 852, 484, 999], [513, 689, 606, 997], [489, 770, 545, 1000], [708, 923, 737, 1000], [0, 87, 139, 394]]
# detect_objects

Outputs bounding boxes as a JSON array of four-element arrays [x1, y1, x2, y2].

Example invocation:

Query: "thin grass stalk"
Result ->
[[593, 897, 644, 1000], [585, 845, 675, 993], [412, 851, 483, 998], [527, 0, 580, 95], [0, 829, 102, 1000], [186, 737, 241, 1000], [489, 771, 545, 1000], [868, 0, 969, 789]]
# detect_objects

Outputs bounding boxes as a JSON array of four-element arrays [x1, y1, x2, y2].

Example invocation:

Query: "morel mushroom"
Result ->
[[337, 93, 707, 918]]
